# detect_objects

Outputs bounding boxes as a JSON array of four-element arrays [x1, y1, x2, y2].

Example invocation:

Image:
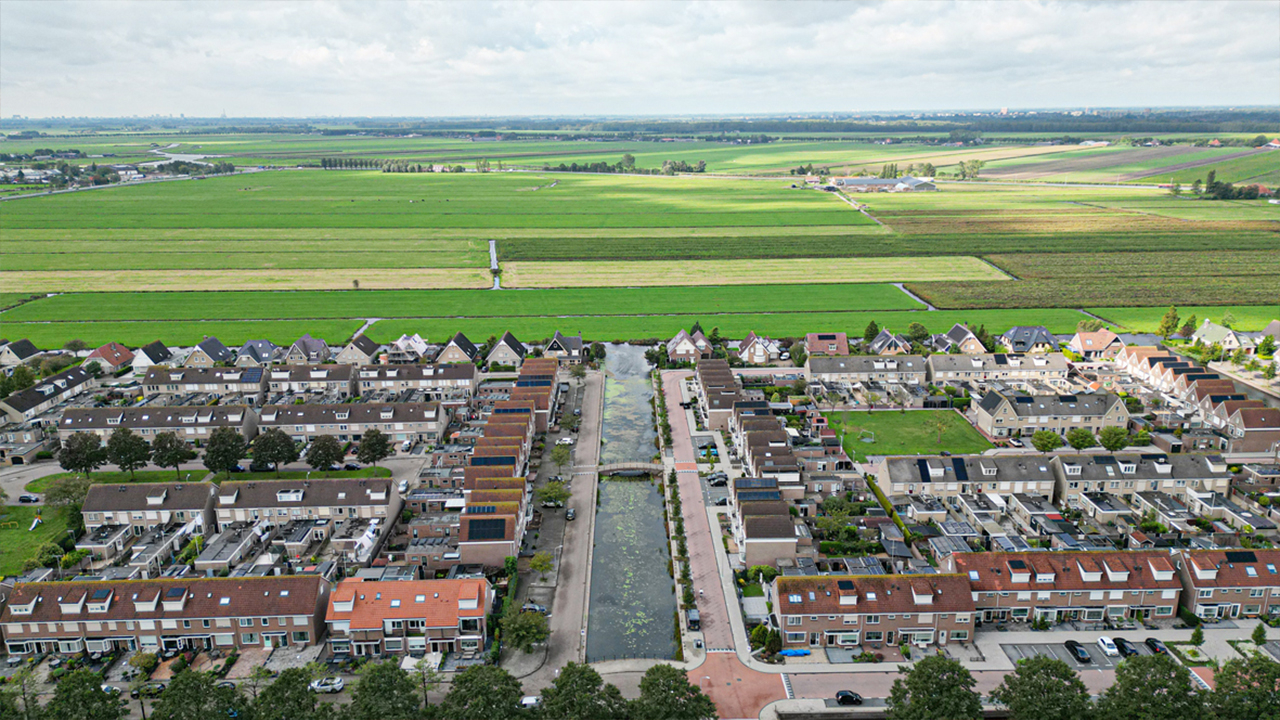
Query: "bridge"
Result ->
[[597, 462, 665, 475]]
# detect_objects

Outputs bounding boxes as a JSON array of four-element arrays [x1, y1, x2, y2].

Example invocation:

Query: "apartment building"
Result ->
[[805, 356, 927, 386], [326, 578, 492, 657], [258, 402, 445, 445], [266, 365, 355, 396], [1, 576, 329, 656], [974, 391, 1127, 439], [947, 551, 1181, 624], [877, 455, 1057, 499], [1051, 453, 1232, 507], [142, 367, 266, 400], [355, 363, 477, 400], [58, 406, 258, 443], [1178, 549, 1280, 619], [772, 574, 975, 649]]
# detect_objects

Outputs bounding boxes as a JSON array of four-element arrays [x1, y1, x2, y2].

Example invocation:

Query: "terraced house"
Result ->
[[57, 405, 258, 443], [1052, 452, 1232, 507], [772, 574, 975, 649], [946, 550, 1182, 624], [354, 363, 477, 400], [325, 578, 492, 658], [142, 367, 266, 400], [0, 366, 95, 423], [926, 353, 1070, 389], [804, 355, 927, 386], [258, 402, 445, 445], [266, 364, 355, 396], [1, 576, 329, 656], [1178, 549, 1280, 619], [973, 391, 1127, 439], [877, 455, 1057, 499], [213, 478, 401, 535]]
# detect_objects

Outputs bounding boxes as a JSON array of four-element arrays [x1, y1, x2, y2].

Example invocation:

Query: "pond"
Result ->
[[586, 343, 676, 661]]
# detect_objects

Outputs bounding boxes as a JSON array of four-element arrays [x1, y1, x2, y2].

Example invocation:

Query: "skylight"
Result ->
[[390, 599, 401, 607], [219, 597, 230, 605], [969, 570, 980, 581], [1247, 567, 1258, 577]]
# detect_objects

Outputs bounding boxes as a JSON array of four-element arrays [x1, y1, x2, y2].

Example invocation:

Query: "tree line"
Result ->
[[541, 155, 706, 175]]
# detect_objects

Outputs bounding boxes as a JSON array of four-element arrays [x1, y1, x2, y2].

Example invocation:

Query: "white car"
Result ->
[[310, 677, 344, 693], [521, 696, 542, 709], [556, 437, 575, 446], [1096, 636, 1120, 657]]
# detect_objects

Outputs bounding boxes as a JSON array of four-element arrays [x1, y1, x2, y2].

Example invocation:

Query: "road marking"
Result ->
[[781, 673, 794, 700]]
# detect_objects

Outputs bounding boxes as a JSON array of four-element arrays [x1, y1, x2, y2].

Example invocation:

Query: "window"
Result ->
[[261, 618, 270, 626], [864, 631, 884, 642], [786, 616, 802, 627], [843, 616, 858, 625], [1199, 589, 1213, 599], [951, 630, 969, 641], [865, 615, 880, 625], [785, 632, 805, 644], [1251, 589, 1265, 598], [182, 620, 191, 629], [291, 631, 309, 644], [242, 633, 259, 644], [239, 618, 253, 627], [1156, 606, 1174, 616], [203, 620, 211, 628]]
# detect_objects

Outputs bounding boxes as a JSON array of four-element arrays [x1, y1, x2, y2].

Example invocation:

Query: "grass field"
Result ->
[[829, 410, 993, 462], [0, 319, 363, 348], [0, 506, 71, 576], [25, 470, 204, 493], [1088, 305, 1280, 332]]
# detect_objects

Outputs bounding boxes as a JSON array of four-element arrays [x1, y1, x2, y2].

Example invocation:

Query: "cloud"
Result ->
[[1, 0, 1276, 117]]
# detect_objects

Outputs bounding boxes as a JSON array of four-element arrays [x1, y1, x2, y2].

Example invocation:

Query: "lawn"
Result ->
[[25, 470, 202, 494], [829, 410, 993, 462], [0, 506, 72, 576], [0, 319, 363, 349], [1088, 305, 1280, 332]]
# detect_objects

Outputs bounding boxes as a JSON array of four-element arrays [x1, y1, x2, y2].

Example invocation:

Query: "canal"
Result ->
[[586, 343, 677, 662]]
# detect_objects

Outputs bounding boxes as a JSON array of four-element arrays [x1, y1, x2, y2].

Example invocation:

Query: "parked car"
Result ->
[[835, 691, 863, 706], [1008, 438, 1024, 448], [708, 478, 728, 487], [132, 681, 167, 699], [556, 437, 575, 446], [18, 494, 39, 503], [100, 685, 122, 696], [248, 461, 275, 473], [573, 408, 581, 417], [713, 497, 729, 506], [522, 603, 549, 615], [541, 500, 564, 509], [521, 696, 542, 709], [398, 480, 409, 493], [1064, 640, 1092, 664], [401, 440, 412, 452], [1096, 636, 1120, 657], [309, 677, 344, 694], [228, 465, 246, 473], [566, 508, 577, 521], [215, 681, 237, 690], [343, 463, 362, 471], [1145, 638, 1169, 655], [1114, 637, 1140, 658]]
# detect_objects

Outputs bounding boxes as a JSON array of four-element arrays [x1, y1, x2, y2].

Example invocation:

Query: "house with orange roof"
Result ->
[[1177, 549, 1280, 620], [325, 578, 493, 657], [85, 342, 135, 373]]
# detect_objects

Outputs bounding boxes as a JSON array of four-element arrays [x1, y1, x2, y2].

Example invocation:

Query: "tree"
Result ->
[[863, 321, 880, 343], [1169, 181, 1182, 196], [59, 431, 107, 477], [305, 435, 343, 473], [1031, 430, 1065, 453], [63, 339, 88, 353], [150, 432, 195, 479], [1254, 622, 1268, 645], [988, 656, 1091, 720], [2, 665, 42, 720], [45, 472, 92, 509], [540, 662, 628, 720], [150, 669, 246, 720], [530, 551, 554, 579], [631, 663, 718, 720], [621, 153, 636, 169], [251, 428, 298, 477], [1098, 425, 1129, 452], [550, 443, 572, 474], [1257, 335, 1276, 358], [906, 322, 930, 344], [1209, 653, 1280, 720], [1191, 625, 1204, 646], [1066, 428, 1096, 452], [411, 657, 443, 712], [886, 654, 981, 720], [84, 361, 103, 378], [106, 427, 150, 479], [356, 428, 392, 467], [501, 610, 549, 653], [925, 412, 950, 445], [535, 481, 569, 506], [44, 668, 126, 720], [1095, 653, 1203, 720], [1265, 362, 1277, 381], [204, 426, 247, 478], [253, 667, 335, 720], [1222, 311, 1237, 328], [347, 660, 420, 720], [570, 363, 587, 380], [438, 665, 524, 720], [1156, 306, 1180, 339], [1179, 316, 1198, 338]]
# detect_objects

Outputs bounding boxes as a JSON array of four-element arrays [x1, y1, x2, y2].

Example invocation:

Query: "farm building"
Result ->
[[832, 176, 936, 192]]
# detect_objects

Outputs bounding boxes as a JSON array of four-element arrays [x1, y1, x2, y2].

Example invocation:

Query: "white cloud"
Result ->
[[0, 0, 1276, 117]]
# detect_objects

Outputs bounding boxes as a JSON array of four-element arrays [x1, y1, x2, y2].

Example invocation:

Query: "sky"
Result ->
[[2, 0, 1278, 118]]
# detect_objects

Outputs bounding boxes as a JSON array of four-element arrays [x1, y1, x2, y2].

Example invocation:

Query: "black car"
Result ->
[[1114, 637, 1140, 658], [713, 497, 729, 506], [835, 691, 863, 706], [343, 463, 361, 471], [18, 494, 39, 503], [131, 681, 167, 699], [1145, 638, 1169, 655], [228, 465, 246, 473], [1064, 640, 1092, 664], [248, 461, 275, 473]]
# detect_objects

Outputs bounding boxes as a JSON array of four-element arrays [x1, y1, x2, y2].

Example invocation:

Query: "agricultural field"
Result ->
[[2, 319, 364, 348], [980, 145, 1274, 183], [1088, 305, 1280, 333], [829, 410, 993, 463]]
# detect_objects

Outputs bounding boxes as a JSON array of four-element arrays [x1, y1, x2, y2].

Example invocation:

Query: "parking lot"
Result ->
[[1002, 637, 1162, 669]]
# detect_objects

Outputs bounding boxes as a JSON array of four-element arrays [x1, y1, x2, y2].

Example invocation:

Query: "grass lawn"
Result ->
[[829, 410, 993, 462], [217, 467, 392, 482], [742, 584, 765, 598], [25, 469, 203, 493], [1089, 305, 1280, 332], [0, 506, 71, 576]]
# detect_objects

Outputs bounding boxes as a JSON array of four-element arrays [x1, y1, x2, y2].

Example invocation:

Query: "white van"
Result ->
[[401, 440, 412, 453]]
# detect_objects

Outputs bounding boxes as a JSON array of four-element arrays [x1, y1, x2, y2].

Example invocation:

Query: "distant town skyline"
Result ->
[[2, 0, 1278, 119]]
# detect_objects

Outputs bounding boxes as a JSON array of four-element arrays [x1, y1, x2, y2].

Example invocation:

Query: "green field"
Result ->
[[0, 319, 363, 348], [25, 470, 205, 493], [0, 506, 71, 576], [1089, 305, 1280, 333], [829, 410, 993, 462]]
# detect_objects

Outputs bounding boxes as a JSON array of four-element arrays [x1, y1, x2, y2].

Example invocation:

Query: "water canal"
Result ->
[[585, 343, 676, 662]]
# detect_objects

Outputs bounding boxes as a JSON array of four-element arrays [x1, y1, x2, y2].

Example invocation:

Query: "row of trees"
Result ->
[[885, 650, 1280, 720], [0, 660, 717, 720], [1176, 170, 1275, 201], [57, 426, 395, 481], [1025, 425, 1132, 453]]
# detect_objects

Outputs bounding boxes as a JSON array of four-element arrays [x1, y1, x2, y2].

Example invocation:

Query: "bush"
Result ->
[[1179, 607, 1202, 627]]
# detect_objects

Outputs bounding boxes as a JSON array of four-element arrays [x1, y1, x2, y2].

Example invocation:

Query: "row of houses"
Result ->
[[805, 352, 1072, 389], [771, 547, 1280, 651]]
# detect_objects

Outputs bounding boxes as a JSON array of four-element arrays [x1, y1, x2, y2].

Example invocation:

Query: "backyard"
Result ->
[[829, 409, 993, 461], [0, 506, 72, 576]]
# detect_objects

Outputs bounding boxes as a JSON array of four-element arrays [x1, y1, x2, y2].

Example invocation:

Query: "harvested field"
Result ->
[[987, 250, 1280, 280], [501, 256, 1006, 288]]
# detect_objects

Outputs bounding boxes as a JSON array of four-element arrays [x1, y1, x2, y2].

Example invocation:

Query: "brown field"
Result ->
[[820, 144, 1091, 176], [501, 256, 1007, 288], [879, 214, 1269, 236], [987, 250, 1280, 280], [2, 268, 494, 293]]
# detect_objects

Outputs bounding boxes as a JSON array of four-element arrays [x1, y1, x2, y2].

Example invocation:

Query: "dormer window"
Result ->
[[277, 489, 304, 503], [1120, 463, 1136, 474], [981, 465, 997, 477], [1064, 464, 1082, 476]]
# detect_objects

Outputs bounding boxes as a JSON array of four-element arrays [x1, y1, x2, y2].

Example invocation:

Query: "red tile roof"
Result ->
[[328, 579, 488, 630], [775, 574, 973, 615], [951, 551, 1181, 592]]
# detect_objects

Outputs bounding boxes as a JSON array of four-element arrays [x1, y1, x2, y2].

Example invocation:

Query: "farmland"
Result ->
[[1089, 305, 1280, 333]]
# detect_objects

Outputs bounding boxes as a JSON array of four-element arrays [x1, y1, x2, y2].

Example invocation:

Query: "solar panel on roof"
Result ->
[[1096, 457, 1116, 465], [837, 580, 854, 591], [916, 459, 930, 482], [952, 458, 969, 482], [1008, 559, 1027, 570], [1140, 454, 1167, 461], [165, 587, 185, 598], [91, 589, 111, 600], [465, 505, 496, 514], [1058, 395, 1077, 402], [1015, 396, 1034, 404], [1226, 551, 1258, 563], [468, 518, 507, 540]]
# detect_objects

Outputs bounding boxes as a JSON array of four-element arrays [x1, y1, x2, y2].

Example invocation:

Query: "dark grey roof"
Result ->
[[980, 390, 1123, 418], [288, 334, 330, 361], [549, 331, 583, 353], [443, 332, 478, 359], [495, 332, 527, 357], [138, 341, 172, 364], [196, 337, 233, 362], [347, 334, 380, 356], [1000, 326, 1060, 352], [217, 477, 394, 509], [807, 355, 927, 376], [743, 516, 796, 539], [236, 340, 279, 364], [867, 329, 911, 354], [60, 405, 252, 431], [2, 365, 92, 413], [260, 402, 440, 425], [3, 339, 39, 360], [144, 366, 264, 386], [85, 482, 215, 513]]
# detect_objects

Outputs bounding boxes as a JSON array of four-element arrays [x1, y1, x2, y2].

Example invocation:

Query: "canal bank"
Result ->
[[586, 344, 677, 662]]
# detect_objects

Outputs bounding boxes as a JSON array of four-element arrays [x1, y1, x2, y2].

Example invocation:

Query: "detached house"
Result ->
[[436, 333, 479, 364], [930, 324, 985, 355], [284, 335, 332, 365], [1193, 320, 1254, 354], [335, 335, 381, 365], [805, 332, 849, 356], [667, 329, 712, 364], [1000, 326, 1060, 354], [326, 578, 492, 658], [0, 339, 39, 368], [866, 330, 912, 356], [387, 334, 429, 364], [85, 343, 135, 373], [1068, 329, 1123, 360], [132, 341, 174, 372], [184, 337, 233, 368], [485, 332, 526, 369], [738, 332, 782, 365], [235, 341, 280, 368], [544, 331, 584, 364]]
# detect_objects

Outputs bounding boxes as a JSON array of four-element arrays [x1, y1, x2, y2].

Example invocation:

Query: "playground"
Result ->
[[0, 506, 71, 576], [828, 409, 993, 462]]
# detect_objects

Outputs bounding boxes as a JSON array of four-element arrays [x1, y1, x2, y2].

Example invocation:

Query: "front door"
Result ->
[[809, 633, 820, 647], [885, 631, 895, 644], [1230, 604, 1241, 618]]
